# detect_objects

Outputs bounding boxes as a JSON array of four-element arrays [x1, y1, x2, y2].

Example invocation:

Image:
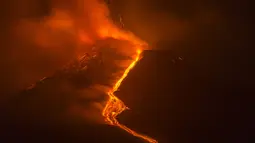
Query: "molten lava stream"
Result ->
[[102, 49, 158, 143]]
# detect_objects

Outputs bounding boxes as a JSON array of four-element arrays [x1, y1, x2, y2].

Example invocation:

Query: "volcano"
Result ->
[[0, 46, 250, 143]]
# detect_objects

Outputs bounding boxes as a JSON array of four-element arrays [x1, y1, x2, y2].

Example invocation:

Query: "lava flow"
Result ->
[[102, 49, 158, 143]]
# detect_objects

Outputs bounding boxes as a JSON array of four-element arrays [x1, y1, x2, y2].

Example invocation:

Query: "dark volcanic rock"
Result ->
[[116, 50, 250, 143]]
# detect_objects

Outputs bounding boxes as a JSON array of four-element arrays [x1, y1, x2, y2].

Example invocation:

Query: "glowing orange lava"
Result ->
[[102, 49, 158, 143]]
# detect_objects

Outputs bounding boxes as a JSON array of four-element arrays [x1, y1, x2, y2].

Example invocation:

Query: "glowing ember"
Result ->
[[102, 49, 158, 143]]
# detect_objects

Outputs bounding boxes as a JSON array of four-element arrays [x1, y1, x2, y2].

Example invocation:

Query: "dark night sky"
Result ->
[[0, 0, 253, 143]]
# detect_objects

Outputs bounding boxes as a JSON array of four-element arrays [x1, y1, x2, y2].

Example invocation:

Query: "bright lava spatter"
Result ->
[[102, 49, 158, 143]]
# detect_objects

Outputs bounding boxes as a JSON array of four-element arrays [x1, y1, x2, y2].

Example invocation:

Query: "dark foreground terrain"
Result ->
[[118, 49, 252, 143], [0, 48, 252, 143]]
